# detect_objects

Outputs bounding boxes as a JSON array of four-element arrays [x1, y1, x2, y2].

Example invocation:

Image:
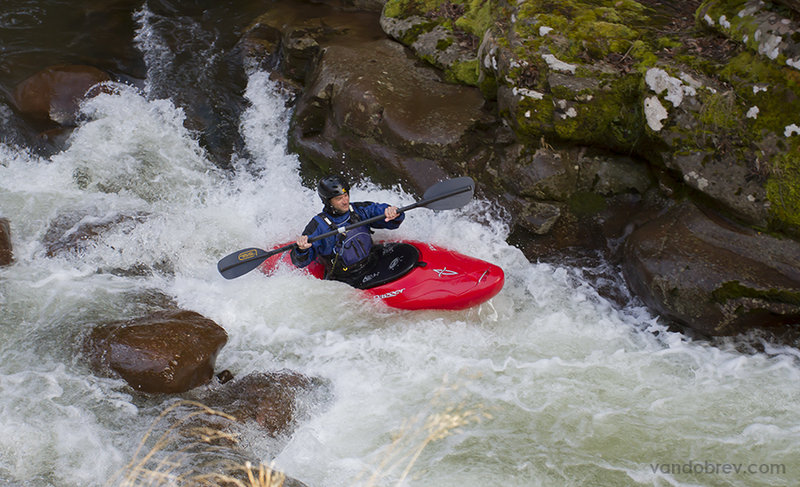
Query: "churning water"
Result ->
[[1, 3, 800, 487]]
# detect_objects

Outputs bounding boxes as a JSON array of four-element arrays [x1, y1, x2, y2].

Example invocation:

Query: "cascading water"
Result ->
[[1, 2, 799, 487]]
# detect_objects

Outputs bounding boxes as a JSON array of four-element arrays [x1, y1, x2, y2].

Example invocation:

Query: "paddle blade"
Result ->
[[217, 247, 271, 280], [421, 176, 475, 210]]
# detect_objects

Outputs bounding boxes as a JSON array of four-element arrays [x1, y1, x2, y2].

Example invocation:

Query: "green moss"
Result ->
[[630, 40, 658, 68], [718, 52, 800, 136], [550, 74, 644, 150], [383, 0, 412, 18], [478, 71, 498, 100], [698, 91, 742, 130], [447, 58, 480, 85], [514, 96, 555, 141], [437, 37, 454, 50], [455, 0, 495, 38], [712, 280, 800, 306], [401, 19, 441, 44], [512, 0, 655, 67], [767, 144, 800, 233], [383, 0, 443, 18], [656, 36, 682, 50]]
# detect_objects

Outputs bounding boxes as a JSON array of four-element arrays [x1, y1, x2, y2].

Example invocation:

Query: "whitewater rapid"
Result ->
[[1, 15, 799, 487]]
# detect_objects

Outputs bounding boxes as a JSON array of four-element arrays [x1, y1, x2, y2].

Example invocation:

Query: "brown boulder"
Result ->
[[12, 64, 110, 125], [623, 202, 800, 335], [291, 37, 491, 192], [85, 310, 228, 393], [200, 370, 324, 436], [240, 1, 387, 85], [0, 218, 11, 266]]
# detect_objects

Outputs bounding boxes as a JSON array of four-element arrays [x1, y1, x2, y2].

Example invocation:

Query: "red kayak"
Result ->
[[259, 240, 504, 310]]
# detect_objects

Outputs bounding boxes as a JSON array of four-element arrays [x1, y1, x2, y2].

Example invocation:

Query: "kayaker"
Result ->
[[291, 175, 404, 285]]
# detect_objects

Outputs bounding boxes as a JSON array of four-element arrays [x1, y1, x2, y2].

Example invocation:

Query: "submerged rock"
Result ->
[[0, 218, 11, 266], [43, 210, 147, 257], [85, 310, 228, 393], [199, 370, 328, 437]]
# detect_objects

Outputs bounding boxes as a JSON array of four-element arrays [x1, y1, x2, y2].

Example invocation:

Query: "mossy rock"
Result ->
[[381, 0, 499, 86]]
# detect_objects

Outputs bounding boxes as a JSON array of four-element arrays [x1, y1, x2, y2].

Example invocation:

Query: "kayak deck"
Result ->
[[259, 240, 504, 310]]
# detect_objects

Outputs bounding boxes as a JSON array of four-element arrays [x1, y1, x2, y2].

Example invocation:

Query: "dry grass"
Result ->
[[105, 400, 285, 487], [110, 378, 491, 487]]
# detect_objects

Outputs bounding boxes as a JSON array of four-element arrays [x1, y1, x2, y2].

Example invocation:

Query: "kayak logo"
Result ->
[[433, 267, 458, 277], [389, 257, 402, 270], [238, 249, 258, 261], [376, 288, 405, 299], [363, 271, 380, 283]]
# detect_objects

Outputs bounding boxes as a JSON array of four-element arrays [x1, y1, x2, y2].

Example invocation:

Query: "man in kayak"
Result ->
[[291, 175, 404, 285]]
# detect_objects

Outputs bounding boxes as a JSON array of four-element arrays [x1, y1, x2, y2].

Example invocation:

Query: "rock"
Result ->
[[199, 370, 327, 436], [497, 144, 653, 241], [240, 1, 388, 84], [577, 152, 653, 196], [517, 199, 562, 236], [499, 144, 576, 200], [466, 0, 800, 232], [640, 67, 772, 226], [773, 0, 800, 14], [116, 398, 310, 487], [623, 202, 800, 335], [12, 65, 111, 125], [381, 15, 480, 85], [291, 38, 490, 192], [43, 210, 147, 257], [0, 218, 12, 266], [698, 0, 800, 71], [85, 310, 228, 393]]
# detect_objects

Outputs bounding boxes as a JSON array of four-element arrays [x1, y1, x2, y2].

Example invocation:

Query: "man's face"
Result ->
[[330, 192, 350, 213]]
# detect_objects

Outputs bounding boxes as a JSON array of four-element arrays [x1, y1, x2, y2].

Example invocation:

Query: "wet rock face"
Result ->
[[0, 218, 11, 266], [623, 202, 800, 335], [291, 38, 489, 192], [12, 65, 110, 126], [239, 1, 388, 86], [200, 370, 328, 436], [43, 210, 147, 257], [85, 310, 228, 393]]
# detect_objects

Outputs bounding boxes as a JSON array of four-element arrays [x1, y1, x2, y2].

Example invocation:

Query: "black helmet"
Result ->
[[317, 175, 349, 203]]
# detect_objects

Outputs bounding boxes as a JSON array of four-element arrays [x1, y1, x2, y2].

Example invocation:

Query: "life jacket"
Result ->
[[316, 206, 373, 273]]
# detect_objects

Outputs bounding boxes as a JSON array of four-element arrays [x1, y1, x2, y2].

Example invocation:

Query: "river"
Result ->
[[1, 2, 799, 486]]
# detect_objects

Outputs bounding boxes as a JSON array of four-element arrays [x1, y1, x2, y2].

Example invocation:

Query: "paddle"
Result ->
[[217, 176, 475, 280]]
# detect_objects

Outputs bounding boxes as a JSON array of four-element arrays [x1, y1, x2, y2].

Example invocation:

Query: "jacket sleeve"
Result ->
[[290, 218, 320, 268], [354, 201, 405, 229]]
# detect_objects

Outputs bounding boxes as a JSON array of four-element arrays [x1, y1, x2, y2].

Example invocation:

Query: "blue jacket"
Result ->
[[291, 201, 404, 269]]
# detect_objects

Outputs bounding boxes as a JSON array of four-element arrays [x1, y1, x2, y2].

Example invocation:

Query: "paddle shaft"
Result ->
[[217, 178, 474, 279], [244, 183, 469, 263], [307, 182, 471, 243]]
